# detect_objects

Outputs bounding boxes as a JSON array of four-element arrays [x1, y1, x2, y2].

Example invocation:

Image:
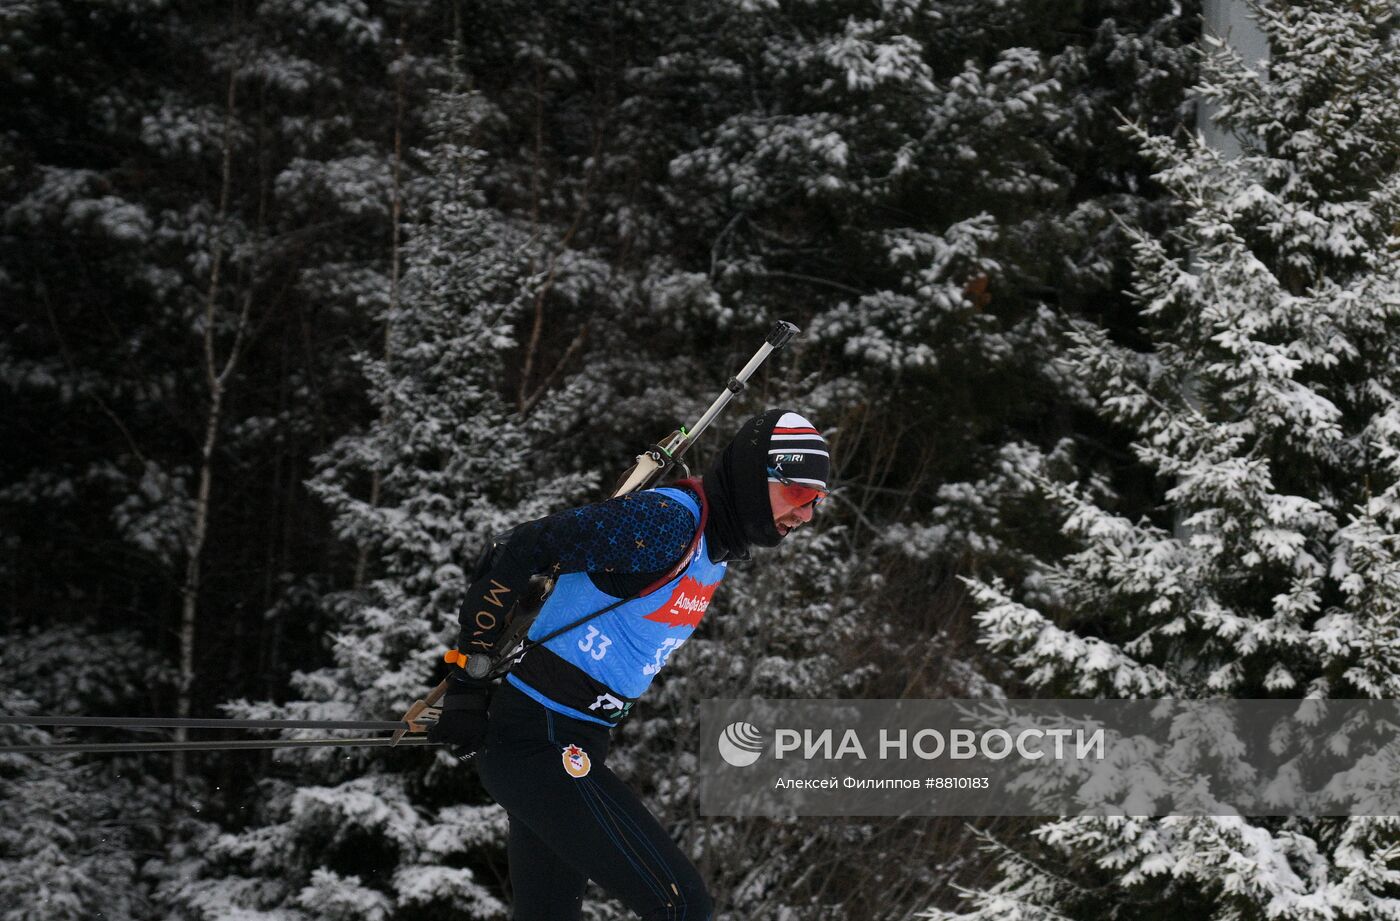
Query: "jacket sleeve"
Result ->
[[454, 491, 698, 674]]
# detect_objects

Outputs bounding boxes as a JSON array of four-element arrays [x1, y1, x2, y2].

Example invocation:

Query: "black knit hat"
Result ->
[[704, 408, 829, 557], [765, 411, 830, 493]]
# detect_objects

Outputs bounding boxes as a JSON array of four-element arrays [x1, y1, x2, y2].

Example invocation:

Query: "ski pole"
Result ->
[[1, 736, 436, 755], [0, 715, 411, 732]]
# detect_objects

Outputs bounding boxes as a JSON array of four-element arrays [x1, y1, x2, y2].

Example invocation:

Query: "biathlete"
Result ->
[[428, 409, 831, 920]]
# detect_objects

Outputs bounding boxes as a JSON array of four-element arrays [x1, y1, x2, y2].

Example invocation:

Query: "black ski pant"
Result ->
[[477, 682, 713, 921]]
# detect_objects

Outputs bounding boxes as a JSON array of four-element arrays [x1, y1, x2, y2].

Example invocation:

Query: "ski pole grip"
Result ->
[[767, 321, 799, 349]]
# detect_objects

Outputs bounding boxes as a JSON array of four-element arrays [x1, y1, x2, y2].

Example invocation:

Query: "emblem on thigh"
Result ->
[[562, 743, 591, 778]]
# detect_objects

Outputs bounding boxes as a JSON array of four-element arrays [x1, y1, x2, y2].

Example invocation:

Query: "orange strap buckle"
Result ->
[[443, 649, 467, 669]]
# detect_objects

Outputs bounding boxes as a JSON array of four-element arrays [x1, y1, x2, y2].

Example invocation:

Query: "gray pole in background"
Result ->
[[1198, 0, 1269, 156], [1172, 0, 1271, 544]]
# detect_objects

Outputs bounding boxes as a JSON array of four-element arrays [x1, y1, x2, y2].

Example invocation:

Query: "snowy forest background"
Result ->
[[4, 0, 1400, 918]]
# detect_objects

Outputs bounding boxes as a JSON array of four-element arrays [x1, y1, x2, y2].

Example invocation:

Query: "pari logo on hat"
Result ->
[[767, 412, 829, 491]]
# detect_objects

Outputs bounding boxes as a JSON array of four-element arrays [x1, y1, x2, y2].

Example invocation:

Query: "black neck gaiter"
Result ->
[[702, 409, 785, 561]]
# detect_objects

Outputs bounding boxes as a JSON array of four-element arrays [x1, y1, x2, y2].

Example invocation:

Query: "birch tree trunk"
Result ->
[[173, 70, 251, 785]]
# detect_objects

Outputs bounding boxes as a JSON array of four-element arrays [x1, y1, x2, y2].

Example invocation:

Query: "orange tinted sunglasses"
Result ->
[[768, 466, 827, 509]]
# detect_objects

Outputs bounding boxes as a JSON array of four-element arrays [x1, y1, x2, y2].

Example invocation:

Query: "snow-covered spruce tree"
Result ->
[[161, 86, 598, 920], [0, 698, 143, 921], [929, 2, 1400, 919], [0, 635, 169, 921]]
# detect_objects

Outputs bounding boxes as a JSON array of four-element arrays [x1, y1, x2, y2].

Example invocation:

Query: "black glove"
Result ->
[[427, 685, 490, 758]]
